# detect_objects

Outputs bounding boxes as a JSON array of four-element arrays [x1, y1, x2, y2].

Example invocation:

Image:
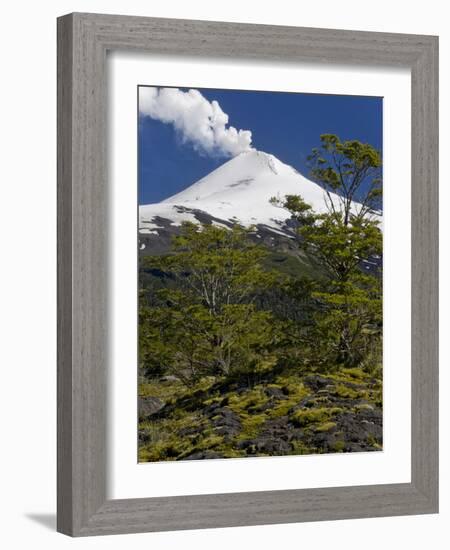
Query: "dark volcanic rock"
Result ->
[[203, 402, 222, 415], [302, 407, 383, 453], [138, 430, 150, 444], [236, 438, 291, 455], [310, 430, 340, 451], [139, 396, 166, 419], [259, 417, 304, 443], [260, 416, 290, 439], [296, 396, 327, 409], [264, 386, 286, 399], [247, 401, 274, 413], [303, 375, 335, 393], [335, 409, 382, 445], [178, 423, 207, 437], [235, 416, 297, 456], [208, 406, 242, 438], [287, 428, 306, 441], [182, 450, 224, 460]]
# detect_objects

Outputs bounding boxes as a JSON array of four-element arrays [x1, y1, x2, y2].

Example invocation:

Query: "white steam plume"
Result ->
[[139, 87, 253, 157]]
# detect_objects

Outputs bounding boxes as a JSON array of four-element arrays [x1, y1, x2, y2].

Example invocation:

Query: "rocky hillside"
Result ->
[[138, 367, 382, 461]]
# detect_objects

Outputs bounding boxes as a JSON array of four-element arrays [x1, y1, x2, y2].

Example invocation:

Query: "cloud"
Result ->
[[139, 87, 253, 157]]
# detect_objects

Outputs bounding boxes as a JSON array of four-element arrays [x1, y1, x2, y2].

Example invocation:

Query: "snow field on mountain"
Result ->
[[139, 150, 374, 236]]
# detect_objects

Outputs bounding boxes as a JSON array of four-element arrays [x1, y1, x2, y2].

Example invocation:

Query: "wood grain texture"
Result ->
[[410, 37, 439, 505], [57, 12, 439, 537], [57, 12, 108, 535], [57, 13, 74, 535]]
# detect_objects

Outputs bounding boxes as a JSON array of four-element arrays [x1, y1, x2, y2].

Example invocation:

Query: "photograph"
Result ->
[[137, 85, 383, 462], [1, 2, 441, 543]]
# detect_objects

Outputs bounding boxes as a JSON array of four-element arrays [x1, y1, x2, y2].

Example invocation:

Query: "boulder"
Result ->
[[264, 386, 286, 399], [160, 375, 180, 383], [182, 450, 224, 460], [209, 406, 242, 438], [303, 375, 335, 392], [139, 396, 166, 419], [237, 437, 291, 455]]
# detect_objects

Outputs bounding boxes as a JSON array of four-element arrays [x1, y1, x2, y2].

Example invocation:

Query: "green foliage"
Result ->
[[314, 421, 337, 432], [292, 407, 343, 427], [138, 370, 382, 461], [299, 213, 382, 281], [146, 222, 276, 315], [271, 136, 382, 372], [270, 194, 315, 226], [140, 223, 281, 383], [332, 384, 364, 400], [308, 272, 382, 370], [307, 133, 382, 224], [138, 135, 384, 461], [331, 440, 346, 452]]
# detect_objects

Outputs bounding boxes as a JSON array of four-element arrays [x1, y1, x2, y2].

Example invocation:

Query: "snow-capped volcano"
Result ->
[[139, 150, 357, 238]]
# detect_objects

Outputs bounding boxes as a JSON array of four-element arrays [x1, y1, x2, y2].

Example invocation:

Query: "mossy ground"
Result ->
[[138, 367, 382, 462]]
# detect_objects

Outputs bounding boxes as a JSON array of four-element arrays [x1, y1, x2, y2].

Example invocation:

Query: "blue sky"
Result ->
[[138, 86, 382, 205]]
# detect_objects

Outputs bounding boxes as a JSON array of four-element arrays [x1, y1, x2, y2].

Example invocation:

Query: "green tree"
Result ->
[[277, 199, 382, 283], [307, 133, 382, 225], [271, 136, 383, 371], [157, 222, 276, 314], [139, 294, 215, 384], [309, 273, 382, 370], [140, 223, 280, 383]]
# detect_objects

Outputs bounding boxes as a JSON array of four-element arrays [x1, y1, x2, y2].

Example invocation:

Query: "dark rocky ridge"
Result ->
[[138, 371, 382, 462]]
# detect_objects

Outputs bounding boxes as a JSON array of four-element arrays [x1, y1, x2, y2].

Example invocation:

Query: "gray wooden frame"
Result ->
[[57, 12, 439, 537]]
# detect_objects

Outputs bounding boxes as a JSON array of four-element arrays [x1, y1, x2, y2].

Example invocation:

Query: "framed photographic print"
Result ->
[[137, 86, 384, 463], [57, 13, 438, 536]]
